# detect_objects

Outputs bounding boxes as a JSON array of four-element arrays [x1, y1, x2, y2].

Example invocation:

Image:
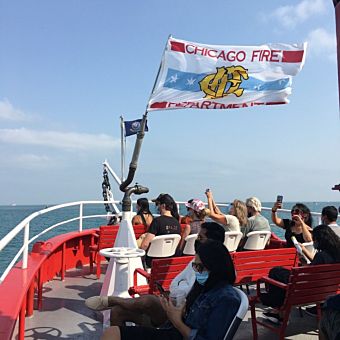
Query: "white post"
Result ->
[[79, 203, 83, 232], [22, 222, 30, 269]]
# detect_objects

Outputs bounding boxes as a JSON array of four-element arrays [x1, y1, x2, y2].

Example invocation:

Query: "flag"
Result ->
[[147, 37, 307, 111], [124, 119, 149, 137]]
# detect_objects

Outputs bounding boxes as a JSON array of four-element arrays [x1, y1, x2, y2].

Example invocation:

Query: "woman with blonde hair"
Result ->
[[205, 189, 247, 232]]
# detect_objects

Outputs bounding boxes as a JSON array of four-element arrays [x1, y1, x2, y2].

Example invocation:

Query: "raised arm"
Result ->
[[271, 202, 285, 228], [293, 215, 313, 242], [205, 190, 227, 225]]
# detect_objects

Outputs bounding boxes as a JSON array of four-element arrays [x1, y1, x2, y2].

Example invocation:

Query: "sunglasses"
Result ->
[[192, 262, 205, 273], [291, 209, 302, 216]]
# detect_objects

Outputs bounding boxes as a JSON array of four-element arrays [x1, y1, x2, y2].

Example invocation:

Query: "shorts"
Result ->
[[119, 325, 183, 340]]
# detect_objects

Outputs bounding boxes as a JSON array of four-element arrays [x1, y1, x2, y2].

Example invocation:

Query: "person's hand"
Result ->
[[292, 214, 303, 226], [205, 189, 212, 199], [159, 295, 185, 326], [272, 201, 282, 212]]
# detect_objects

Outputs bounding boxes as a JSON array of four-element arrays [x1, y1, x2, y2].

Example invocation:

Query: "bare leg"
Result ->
[[110, 295, 167, 327], [101, 326, 120, 340]]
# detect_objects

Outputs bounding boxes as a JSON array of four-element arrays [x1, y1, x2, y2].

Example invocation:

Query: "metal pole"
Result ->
[[79, 203, 83, 232], [334, 1, 340, 115], [120, 116, 125, 181], [22, 222, 30, 269]]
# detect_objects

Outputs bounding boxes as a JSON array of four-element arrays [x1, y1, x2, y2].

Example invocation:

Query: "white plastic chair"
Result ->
[[183, 234, 198, 255], [223, 287, 249, 340], [224, 232, 243, 252], [243, 230, 271, 250], [147, 234, 181, 258]]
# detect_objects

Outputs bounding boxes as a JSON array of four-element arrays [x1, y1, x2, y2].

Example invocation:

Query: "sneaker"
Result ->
[[85, 296, 109, 311], [262, 311, 283, 325], [305, 306, 317, 317]]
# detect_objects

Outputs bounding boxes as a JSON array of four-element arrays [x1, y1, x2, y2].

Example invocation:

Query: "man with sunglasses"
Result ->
[[85, 222, 225, 327]]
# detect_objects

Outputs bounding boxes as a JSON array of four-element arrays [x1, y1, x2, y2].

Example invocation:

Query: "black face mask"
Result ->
[[194, 239, 203, 252]]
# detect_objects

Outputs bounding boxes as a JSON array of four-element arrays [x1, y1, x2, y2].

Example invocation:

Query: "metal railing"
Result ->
[[0, 200, 120, 283], [0, 200, 322, 284]]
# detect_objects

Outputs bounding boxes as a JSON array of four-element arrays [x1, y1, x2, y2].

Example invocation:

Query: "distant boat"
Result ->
[[10, 203, 16, 207]]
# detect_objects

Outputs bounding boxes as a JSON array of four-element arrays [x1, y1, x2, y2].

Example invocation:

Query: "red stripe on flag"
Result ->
[[150, 102, 168, 109], [282, 50, 304, 63], [170, 41, 185, 53]]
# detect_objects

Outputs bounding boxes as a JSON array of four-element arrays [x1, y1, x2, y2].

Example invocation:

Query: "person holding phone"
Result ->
[[101, 240, 240, 340], [271, 199, 313, 247], [204, 189, 248, 232], [85, 222, 226, 328]]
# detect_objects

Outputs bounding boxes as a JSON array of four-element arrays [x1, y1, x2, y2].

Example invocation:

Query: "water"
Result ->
[[0, 201, 339, 277]]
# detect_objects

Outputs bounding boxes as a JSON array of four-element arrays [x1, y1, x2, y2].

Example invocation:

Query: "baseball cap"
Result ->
[[185, 199, 205, 212], [246, 197, 262, 212], [151, 193, 166, 203]]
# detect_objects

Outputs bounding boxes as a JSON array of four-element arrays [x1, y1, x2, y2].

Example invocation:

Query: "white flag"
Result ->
[[148, 37, 307, 111]]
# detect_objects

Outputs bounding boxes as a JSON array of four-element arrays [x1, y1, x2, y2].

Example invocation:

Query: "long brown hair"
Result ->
[[233, 199, 248, 226]]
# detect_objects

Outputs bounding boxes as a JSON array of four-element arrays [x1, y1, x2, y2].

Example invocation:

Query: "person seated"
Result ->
[[243, 197, 270, 234], [321, 205, 340, 238], [152, 193, 180, 221], [85, 222, 226, 326], [271, 201, 313, 247], [205, 189, 247, 232], [101, 239, 241, 340], [179, 199, 210, 251], [132, 198, 154, 247], [260, 224, 340, 324], [319, 294, 340, 340], [180, 199, 194, 225], [141, 194, 181, 267]]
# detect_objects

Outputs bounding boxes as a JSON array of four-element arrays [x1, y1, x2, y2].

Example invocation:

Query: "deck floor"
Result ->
[[15, 265, 319, 340]]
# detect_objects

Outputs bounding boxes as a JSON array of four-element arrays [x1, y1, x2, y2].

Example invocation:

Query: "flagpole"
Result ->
[[120, 116, 125, 181], [119, 35, 170, 212]]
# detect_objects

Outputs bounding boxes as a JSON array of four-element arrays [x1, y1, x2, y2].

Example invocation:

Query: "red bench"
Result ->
[[128, 248, 298, 296], [89, 225, 119, 278], [128, 256, 194, 296], [89, 224, 147, 278], [250, 263, 340, 340], [233, 248, 298, 285]]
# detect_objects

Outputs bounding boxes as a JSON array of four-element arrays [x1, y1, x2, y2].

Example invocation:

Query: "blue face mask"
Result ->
[[195, 271, 209, 285]]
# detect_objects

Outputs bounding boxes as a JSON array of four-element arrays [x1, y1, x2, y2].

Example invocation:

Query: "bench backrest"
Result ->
[[232, 248, 298, 285], [149, 256, 194, 292], [283, 263, 340, 307], [98, 225, 119, 249]]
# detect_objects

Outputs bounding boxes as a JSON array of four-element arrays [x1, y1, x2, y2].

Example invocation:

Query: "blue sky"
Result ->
[[0, 0, 339, 205]]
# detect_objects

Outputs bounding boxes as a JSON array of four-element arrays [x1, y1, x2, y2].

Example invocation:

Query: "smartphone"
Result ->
[[276, 195, 283, 203], [154, 281, 166, 295]]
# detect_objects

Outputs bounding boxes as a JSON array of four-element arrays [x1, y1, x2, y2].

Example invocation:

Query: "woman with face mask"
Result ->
[[101, 240, 240, 340]]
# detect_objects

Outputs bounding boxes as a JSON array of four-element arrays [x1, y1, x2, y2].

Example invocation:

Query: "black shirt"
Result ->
[[148, 215, 181, 236], [282, 218, 307, 247], [145, 215, 181, 268], [311, 251, 337, 265]]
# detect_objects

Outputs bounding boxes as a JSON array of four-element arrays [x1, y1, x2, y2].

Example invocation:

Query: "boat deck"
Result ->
[[15, 265, 319, 340]]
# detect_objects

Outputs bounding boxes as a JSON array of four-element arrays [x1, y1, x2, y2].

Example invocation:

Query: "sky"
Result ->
[[0, 0, 340, 205]]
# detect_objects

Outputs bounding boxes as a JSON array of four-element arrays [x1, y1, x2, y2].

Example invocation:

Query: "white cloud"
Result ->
[[270, 0, 326, 28], [0, 128, 119, 150], [306, 28, 337, 61], [0, 99, 30, 121]]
